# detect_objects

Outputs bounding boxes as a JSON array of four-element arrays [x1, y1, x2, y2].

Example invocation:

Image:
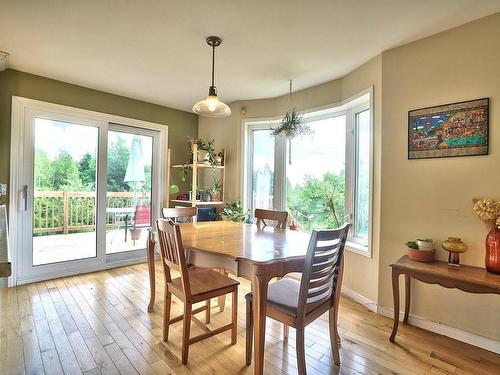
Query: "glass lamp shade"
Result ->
[[193, 95, 231, 117]]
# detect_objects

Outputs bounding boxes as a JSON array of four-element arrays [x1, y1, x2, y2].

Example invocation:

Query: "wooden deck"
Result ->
[[33, 229, 148, 265], [1, 262, 499, 375]]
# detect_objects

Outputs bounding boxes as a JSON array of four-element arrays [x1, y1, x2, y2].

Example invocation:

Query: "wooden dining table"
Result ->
[[146, 220, 322, 375]]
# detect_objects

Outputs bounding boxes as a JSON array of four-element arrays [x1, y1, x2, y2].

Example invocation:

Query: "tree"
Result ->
[[34, 149, 53, 190], [286, 171, 345, 231], [107, 137, 131, 192], [51, 150, 81, 190], [78, 152, 96, 190]]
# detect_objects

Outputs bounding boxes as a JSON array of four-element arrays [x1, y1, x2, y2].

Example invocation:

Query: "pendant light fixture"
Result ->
[[193, 36, 231, 117]]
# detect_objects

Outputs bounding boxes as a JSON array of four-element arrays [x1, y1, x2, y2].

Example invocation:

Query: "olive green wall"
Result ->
[[0, 68, 198, 204]]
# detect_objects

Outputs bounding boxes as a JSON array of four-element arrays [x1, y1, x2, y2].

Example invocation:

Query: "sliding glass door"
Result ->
[[106, 126, 155, 255], [15, 104, 162, 284], [32, 117, 100, 266]]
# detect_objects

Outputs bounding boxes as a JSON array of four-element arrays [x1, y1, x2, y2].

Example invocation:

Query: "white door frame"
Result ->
[[9, 96, 168, 286]]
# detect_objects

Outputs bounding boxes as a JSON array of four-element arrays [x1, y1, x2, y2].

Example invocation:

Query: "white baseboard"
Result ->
[[341, 286, 499, 354], [14, 256, 148, 286], [377, 305, 500, 354], [341, 286, 378, 313]]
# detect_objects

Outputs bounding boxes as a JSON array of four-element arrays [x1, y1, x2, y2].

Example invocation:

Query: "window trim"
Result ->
[[242, 87, 374, 257]]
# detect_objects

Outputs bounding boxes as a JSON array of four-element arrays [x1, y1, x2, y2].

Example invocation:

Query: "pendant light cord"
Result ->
[[211, 44, 216, 87]]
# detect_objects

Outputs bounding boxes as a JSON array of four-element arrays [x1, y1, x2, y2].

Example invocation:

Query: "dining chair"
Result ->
[[254, 208, 288, 229], [245, 223, 351, 373], [161, 206, 198, 222], [156, 218, 239, 364]]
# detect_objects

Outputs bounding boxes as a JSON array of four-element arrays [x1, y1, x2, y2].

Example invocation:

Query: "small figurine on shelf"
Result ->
[[441, 237, 467, 267]]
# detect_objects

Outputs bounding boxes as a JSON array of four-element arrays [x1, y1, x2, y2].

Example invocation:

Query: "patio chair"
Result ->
[[125, 205, 151, 245]]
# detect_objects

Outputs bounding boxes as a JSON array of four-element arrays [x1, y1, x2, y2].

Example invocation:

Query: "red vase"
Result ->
[[485, 224, 500, 274]]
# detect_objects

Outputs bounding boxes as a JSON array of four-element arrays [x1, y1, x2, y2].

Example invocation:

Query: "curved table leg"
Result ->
[[403, 274, 410, 324], [389, 269, 400, 342], [252, 272, 269, 375], [147, 231, 156, 312]]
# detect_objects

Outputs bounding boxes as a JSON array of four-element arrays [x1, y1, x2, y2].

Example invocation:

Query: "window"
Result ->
[[245, 91, 372, 255], [251, 129, 275, 210]]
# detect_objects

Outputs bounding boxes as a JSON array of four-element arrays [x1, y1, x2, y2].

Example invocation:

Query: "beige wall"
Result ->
[[379, 13, 500, 340], [199, 56, 382, 303], [200, 12, 500, 342]]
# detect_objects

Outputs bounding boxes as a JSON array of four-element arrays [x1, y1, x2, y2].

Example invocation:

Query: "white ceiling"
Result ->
[[1, 1, 499, 112]]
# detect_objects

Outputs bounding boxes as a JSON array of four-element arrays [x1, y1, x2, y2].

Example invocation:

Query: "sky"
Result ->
[[253, 115, 346, 187], [34, 118, 153, 165]]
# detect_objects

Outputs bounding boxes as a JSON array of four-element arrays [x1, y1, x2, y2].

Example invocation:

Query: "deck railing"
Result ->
[[34, 191, 151, 234]]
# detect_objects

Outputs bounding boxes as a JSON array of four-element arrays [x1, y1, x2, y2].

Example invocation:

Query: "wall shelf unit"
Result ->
[[167, 143, 226, 210]]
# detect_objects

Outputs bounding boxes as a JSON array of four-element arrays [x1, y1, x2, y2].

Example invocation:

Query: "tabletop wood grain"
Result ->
[[179, 221, 312, 264]]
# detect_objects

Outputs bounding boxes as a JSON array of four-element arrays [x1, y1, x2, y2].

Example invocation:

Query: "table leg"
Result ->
[[217, 269, 228, 312], [403, 274, 410, 324], [147, 232, 156, 312], [252, 272, 269, 375], [389, 269, 400, 342]]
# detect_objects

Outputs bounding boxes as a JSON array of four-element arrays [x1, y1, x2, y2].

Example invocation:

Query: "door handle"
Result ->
[[22, 185, 28, 211]]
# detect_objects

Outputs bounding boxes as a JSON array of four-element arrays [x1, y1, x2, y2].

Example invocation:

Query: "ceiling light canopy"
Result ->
[[193, 36, 231, 118]]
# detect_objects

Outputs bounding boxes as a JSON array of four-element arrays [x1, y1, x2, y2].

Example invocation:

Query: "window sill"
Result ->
[[346, 240, 371, 258]]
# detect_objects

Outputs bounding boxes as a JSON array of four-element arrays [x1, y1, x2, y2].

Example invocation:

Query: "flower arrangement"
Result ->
[[473, 198, 500, 225]]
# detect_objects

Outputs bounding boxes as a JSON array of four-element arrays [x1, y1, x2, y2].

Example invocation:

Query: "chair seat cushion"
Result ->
[[170, 268, 239, 298], [245, 278, 300, 317]]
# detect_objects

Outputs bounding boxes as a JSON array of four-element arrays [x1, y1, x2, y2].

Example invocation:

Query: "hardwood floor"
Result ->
[[1, 262, 499, 375]]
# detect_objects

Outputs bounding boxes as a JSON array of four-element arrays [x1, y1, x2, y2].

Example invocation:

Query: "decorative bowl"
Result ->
[[407, 247, 435, 263]]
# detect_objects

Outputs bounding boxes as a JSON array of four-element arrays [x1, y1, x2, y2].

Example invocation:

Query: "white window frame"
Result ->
[[242, 87, 374, 257]]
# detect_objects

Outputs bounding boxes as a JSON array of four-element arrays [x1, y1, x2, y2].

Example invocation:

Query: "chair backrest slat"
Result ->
[[297, 223, 351, 321], [162, 207, 198, 223], [255, 208, 288, 229], [156, 218, 191, 296]]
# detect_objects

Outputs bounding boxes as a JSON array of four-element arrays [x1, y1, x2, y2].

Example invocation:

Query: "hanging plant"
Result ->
[[271, 80, 312, 164]]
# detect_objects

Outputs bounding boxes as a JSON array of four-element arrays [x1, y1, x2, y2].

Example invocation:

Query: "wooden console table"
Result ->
[[389, 255, 500, 342]]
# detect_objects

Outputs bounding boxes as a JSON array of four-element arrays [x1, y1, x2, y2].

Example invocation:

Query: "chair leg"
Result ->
[[231, 289, 238, 345], [329, 306, 340, 366], [163, 290, 171, 342], [205, 299, 211, 324], [245, 298, 253, 366], [296, 327, 306, 375], [276, 276, 289, 339], [182, 302, 192, 364]]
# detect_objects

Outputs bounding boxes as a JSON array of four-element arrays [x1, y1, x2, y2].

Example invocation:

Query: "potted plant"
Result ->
[[190, 138, 217, 166], [417, 238, 434, 251], [271, 81, 312, 164], [222, 200, 252, 223], [200, 189, 211, 202], [209, 177, 222, 202], [406, 239, 435, 262]]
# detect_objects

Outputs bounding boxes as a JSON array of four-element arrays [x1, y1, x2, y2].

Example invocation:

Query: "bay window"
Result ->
[[244, 90, 373, 255]]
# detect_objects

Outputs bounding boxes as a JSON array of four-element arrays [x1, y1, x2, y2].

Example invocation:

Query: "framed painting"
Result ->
[[408, 98, 489, 159]]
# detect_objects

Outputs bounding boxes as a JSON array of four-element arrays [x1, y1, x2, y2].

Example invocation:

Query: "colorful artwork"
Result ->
[[408, 98, 489, 159]]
